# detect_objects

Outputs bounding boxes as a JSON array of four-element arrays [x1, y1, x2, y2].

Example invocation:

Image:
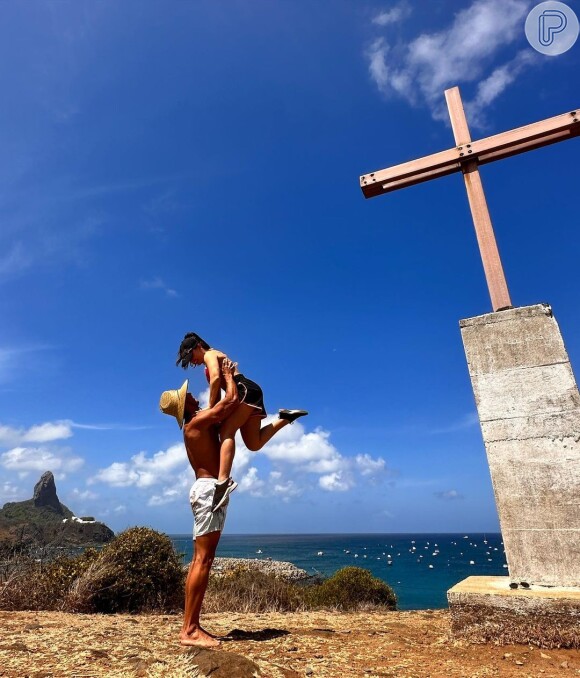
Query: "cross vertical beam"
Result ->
[[444, 87, 512, 311]]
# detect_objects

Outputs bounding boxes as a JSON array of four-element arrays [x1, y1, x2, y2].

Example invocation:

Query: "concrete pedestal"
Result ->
[[448, 576, 580, 648], [449, 304, 580, 646], [460, 304, 580, 587]]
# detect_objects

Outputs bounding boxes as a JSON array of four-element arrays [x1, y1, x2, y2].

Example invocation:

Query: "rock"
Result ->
[[212, 557, 310, 581], [0, 471, 114, 549], [561, 660, 569, 669], [89, 649, 110, 659], [185, 647, 261, 677], [33, 472, 62, 512], [540, 652, 551, 659]]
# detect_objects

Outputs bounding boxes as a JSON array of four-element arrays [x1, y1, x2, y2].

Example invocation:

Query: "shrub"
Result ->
[[0, 527, 185, 613], [205, 566, 305, 613], [78, 527, 185, 613], [0, 549, 98, 611], [305, 566, 397, 611]]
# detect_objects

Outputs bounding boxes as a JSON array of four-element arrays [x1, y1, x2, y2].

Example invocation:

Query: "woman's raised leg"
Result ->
[[217, 403, 255, 481], [239, 415, 289, 452]]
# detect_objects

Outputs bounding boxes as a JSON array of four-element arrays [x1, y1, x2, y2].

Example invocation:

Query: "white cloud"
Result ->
[[372, 3, 412, 27], [1, 446, 83, 476], [91, 443, 187, 488], [241, 420, 389, 494], [70, 487, 98, 501], [23, 422, 73, 443], [367, 0, 535, 127], [70, 421, 151, 431], [355, 453, 387, 478], [139, 276, 178, 298], [435, 489, 464, 500], [271, 475, 302, 501], [197, 387, 210, 410], [89, 416, 392, 504], [237, 467, 265, 496], [1, 480, 25, 502], [149, 487, 183, 506], [260, 421, 341, 465], [0, 420, 73, 446], [368, 38, 390, 91], [319, 472, 353, 492], [466, 50, 537, 127]]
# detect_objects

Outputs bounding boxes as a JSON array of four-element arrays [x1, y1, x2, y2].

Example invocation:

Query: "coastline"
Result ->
[[212, 556, 311, 581]]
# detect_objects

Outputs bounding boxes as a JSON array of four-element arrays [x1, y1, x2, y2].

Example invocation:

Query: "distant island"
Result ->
[[0, 471, 114, 549]]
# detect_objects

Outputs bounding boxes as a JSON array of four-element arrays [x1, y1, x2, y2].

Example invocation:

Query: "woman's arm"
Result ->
[[204, 350, 223, 408], [188, 359, 239, 429]]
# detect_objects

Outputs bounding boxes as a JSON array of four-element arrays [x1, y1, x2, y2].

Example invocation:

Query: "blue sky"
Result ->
[[0, 0, 578, 534]]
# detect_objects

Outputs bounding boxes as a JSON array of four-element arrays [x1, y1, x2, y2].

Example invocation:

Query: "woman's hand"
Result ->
[[221, 358, 237, 375]]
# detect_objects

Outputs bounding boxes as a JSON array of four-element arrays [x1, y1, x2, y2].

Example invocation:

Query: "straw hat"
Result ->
[[159, 379, 188, 429]]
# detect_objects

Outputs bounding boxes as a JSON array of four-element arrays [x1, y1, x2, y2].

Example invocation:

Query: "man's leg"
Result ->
[[181, 530, 221, 647]]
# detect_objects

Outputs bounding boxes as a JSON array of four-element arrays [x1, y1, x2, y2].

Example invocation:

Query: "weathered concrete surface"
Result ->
[[448, 576, 580, 648], [460, 304, 580, 587]]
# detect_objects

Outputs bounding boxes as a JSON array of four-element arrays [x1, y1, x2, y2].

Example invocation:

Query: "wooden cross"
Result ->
[[360, 87, 579, 311]]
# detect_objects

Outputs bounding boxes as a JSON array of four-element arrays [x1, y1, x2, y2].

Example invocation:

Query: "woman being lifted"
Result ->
[[176, 332, 307, 511]]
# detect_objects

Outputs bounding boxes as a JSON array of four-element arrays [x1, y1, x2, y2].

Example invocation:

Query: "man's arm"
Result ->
[[192, 358, 238, 429]]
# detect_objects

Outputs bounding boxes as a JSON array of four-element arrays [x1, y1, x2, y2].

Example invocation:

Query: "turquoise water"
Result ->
[[169, 532, 506, 610]]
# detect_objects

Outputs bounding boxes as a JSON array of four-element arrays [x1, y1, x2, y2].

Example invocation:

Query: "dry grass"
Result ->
[[1, 608, 579, 677], [204, 567, 307, 613]]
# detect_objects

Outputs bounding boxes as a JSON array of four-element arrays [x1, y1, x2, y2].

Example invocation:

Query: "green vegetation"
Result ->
[[305, 566, 397, 610], [0, 528, 184, 613], [0, 529, 396, 614], [82, 527, 185, 613]]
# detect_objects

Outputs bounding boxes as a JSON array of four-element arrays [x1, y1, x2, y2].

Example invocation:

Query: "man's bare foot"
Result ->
[[180, 627, 221, 648]]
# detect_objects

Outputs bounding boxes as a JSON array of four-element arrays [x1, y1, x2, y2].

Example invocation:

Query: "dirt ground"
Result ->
[[0, 609, 579, 678]]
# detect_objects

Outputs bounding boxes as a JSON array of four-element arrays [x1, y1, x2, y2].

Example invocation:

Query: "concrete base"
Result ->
[[460, 304, 580, 586], [448, 576, 580, 648]]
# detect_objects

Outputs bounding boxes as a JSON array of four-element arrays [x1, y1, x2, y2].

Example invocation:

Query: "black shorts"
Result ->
[[234, 374, 267, 418]]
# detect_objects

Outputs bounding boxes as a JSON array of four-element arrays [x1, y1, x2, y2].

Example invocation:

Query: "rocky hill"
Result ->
[[0, 471, 114, 549]]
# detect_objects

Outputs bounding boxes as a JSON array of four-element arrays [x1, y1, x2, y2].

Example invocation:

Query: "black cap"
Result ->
[[176, 334, 200, 369]]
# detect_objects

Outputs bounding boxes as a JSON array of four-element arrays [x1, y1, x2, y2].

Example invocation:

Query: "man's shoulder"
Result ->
[[184, 417, 217, 436]]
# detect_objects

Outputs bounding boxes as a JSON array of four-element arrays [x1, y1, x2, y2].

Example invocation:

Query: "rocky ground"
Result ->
[[1, 609, 579, 678]]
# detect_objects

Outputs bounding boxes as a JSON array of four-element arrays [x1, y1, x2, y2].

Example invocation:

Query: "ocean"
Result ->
[[169, 532, 506, 610]]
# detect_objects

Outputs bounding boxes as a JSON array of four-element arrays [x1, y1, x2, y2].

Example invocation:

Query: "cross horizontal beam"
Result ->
[[360, 108, 580, 198]]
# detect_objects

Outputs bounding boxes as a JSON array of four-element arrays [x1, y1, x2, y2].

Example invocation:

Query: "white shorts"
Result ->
[[190, 477, 229, 538]]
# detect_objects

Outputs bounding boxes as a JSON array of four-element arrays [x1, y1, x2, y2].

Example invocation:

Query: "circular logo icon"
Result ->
[[525, 1, 579, 55]]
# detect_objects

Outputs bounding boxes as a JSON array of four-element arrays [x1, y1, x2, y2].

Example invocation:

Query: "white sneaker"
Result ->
[[211, 478, 238, 512]]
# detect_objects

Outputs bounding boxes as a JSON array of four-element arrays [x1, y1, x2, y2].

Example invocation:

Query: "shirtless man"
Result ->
[[159, 358, 239, 648]]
